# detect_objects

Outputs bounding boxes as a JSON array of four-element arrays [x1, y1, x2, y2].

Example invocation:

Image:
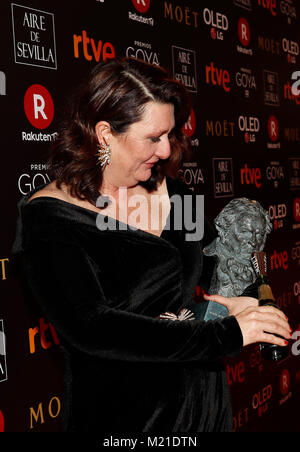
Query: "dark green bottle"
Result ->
[[252, 251, 289, 362]]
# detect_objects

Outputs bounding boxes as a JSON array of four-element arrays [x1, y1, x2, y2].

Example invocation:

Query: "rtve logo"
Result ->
[[240, 164, 262, 188], [131, 0, 151, 13], [257, 0, 277, 16], [205, 62, 230, 92], [24, 84, 54, 129], [270, 249, 289, 270], [73, 30, 115, 62]]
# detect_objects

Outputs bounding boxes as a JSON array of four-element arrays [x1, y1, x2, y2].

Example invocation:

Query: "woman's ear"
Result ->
[[95, 121, 112, 145]]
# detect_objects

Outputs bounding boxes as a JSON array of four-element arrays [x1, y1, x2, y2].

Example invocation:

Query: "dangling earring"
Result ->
[[96, 140, 111, 168]]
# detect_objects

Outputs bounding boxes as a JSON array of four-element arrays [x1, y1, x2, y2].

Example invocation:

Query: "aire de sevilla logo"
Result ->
[[24, 84, 54, 129], [131, 0, 151, 13]]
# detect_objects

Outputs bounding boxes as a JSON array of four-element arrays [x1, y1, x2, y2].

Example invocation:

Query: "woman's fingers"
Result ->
[[236, 305, 292, 347]]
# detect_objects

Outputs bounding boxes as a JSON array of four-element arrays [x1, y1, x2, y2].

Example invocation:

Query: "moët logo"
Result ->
[[24, 84, 54, 129]]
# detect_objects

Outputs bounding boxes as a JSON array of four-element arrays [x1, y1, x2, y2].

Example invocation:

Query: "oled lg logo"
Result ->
[[0, 320, 8, 384], [238, 115, 260, 143], [268, 203, 287, 230], [202, 8, 229, 41], [282, 38, 299, 63], [0, 71, 6, 95]]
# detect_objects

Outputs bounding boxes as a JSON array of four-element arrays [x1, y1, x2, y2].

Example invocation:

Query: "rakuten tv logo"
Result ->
[[237, 17, 253, 56], [24, 84, 54, 129], [267, 115, 280, 149], [294, 197, 300, 222], [131, 0, 151, 13], [238, 17, 251, 46], [182, 109, 196, 137], [0, 410, 4, 432]]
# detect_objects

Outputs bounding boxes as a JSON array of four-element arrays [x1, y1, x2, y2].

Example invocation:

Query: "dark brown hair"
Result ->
[[48, 56, 192, 204]]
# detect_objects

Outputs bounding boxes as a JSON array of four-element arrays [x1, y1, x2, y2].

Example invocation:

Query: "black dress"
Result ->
[[12, 176, 243, 432]]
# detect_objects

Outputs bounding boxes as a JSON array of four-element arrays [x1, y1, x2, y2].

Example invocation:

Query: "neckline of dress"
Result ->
[[23, 177, 177, 243]]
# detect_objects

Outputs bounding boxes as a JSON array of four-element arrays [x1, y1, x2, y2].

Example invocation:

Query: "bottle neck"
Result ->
[[256, 274, 275, 302], [256, 274, 269, 285]]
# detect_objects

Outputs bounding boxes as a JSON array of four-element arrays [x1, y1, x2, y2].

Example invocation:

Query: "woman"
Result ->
[[13, 57, 291, 432]]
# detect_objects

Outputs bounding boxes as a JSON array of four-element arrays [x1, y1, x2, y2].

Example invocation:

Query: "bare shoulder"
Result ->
[[26, 181, 68, 204]]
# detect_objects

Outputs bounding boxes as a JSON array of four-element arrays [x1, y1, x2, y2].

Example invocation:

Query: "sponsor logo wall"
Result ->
[[0, 0, 299, 432]]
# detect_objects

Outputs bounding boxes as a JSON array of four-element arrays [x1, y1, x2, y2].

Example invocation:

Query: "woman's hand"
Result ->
[[203, 294, 292, 347]]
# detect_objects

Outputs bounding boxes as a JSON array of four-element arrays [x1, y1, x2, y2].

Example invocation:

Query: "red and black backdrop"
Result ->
[[0, 0, 299, 433]]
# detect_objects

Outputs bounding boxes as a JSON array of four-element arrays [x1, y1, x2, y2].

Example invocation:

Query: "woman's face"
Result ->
[[101, 101, 175, 189]]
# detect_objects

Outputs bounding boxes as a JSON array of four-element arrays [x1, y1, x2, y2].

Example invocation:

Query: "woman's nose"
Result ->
[[155, 137, 171, 160]]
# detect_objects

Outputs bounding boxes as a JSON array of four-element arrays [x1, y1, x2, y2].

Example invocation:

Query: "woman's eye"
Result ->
[[150, 136, 161, 143]]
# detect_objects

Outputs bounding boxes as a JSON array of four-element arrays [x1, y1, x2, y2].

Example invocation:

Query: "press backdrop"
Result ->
[[0, 0, 300, 432]]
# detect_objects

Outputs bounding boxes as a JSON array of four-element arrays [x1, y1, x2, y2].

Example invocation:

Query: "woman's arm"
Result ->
[[23, 238, 243, 363]]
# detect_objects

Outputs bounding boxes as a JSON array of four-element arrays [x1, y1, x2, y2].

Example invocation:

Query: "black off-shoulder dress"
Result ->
[[13, 177, 244, 432]]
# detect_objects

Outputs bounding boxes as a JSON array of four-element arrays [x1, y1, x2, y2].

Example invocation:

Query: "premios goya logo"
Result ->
[[11, 3, 57, 70], [0, 320, 8, 384]]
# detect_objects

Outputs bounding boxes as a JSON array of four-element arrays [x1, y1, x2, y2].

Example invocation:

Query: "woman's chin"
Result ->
[[137, 169, 152, 181]]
